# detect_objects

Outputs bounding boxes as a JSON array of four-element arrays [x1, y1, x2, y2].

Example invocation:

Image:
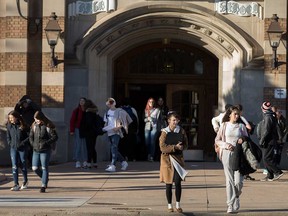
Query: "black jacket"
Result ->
[[6, 123, 29, 150], [258, 110, 280, 148], [29, 123, 58, 152]]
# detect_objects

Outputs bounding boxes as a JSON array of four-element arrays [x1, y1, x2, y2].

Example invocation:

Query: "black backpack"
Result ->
[[122, 106, 138, 134]]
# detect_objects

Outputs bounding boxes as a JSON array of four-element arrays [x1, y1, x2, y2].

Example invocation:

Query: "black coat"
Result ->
[[258, 111, 280, 148], [231, 137, 261, 175], [6, 123, 29, 150], [29, 123, 58, 152]]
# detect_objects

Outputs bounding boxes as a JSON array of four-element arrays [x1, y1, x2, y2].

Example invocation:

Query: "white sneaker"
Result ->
[[233, 197, 240, 211], [82, 161, 88, 169], [121, 161, 128, 171], [86, 163, 92, 168], [20, 181, 28, 190], [75, 161, 81, 168], [227, 205, 233, 213], [10, 185, 20, 191], [105, 165, 116, 172]]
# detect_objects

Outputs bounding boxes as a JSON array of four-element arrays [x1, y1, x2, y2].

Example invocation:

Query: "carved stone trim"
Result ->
[[215, 0, 262, 19], [94, 18, 235, 54]]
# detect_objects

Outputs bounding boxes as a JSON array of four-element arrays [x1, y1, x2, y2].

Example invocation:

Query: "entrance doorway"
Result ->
[[114, 42, 218, 161]]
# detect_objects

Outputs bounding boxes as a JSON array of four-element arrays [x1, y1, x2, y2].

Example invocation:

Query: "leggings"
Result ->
[[166, 170, 182, 203]]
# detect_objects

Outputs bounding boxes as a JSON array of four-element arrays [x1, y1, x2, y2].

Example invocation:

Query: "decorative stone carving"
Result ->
[[68, 0, 116, 18], [215, 0, 262, 19], [94, 17, 235, 55]]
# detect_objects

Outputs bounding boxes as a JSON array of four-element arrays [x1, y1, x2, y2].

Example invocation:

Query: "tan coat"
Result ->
[[159, 127, 188, 184]]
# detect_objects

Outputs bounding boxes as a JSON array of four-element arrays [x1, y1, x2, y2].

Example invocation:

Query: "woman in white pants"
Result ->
[[215, 106, 248, 213]]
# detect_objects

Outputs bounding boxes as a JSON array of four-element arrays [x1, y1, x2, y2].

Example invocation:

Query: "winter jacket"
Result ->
[[232, 137, 262, 175], [29, 123, 58, 152], [258, 110, 280, 148], [159, 126, 188, 184], [69, 107, 84, 133], [6, 123, 29, 150]]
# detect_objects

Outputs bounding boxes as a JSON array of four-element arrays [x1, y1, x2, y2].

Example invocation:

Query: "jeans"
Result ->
[[144, 128, 158, 158], [32, 150, 50, 187], [10, 147, 28, 185], [222, 149, 243, 206], [73, 128, 87, 162], [109, 134, 125, 165]]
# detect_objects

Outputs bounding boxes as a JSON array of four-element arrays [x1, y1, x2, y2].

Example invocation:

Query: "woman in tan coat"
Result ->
[[159, 112, 188, 213]]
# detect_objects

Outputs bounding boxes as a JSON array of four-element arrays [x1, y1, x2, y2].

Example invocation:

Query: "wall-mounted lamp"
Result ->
[[44, 12, 62, 68], [267, 14, 284, 69]]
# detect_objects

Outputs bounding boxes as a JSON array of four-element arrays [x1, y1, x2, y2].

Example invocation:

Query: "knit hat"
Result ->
[[261, 101, 271, 112], [106, 97, 116, 106]]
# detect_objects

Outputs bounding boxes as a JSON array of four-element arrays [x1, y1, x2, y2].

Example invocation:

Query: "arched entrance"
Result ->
[[114, 41, 218, 160], [75, 2, 260, 162]]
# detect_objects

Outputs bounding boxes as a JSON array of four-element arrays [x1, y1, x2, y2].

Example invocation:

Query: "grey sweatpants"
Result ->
[[221, 149, 244, 206]]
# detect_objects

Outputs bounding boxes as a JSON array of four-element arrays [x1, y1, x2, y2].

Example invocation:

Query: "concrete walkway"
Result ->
[[0, 161, 287, 216]]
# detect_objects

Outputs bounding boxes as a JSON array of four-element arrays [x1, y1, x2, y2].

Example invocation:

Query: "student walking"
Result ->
[[258, 102, 284, 181], [103, 98, 132, 172], [6, 110, 30, 191], [215, 106, 248, 213], [159, 112, 188, 213], [29, 111, 58, 193]]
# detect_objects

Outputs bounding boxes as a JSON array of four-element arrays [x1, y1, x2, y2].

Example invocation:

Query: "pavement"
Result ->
[[0, 161, 288, 216]]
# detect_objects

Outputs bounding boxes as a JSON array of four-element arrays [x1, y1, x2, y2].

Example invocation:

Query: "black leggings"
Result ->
[[166, 170, 182, 203]]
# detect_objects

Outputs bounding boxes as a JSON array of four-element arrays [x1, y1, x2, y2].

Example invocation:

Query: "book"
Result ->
[[165, 132, 183, 145]]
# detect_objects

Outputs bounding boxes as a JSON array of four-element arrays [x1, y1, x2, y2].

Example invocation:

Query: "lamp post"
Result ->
[[267, 14, 284, 69], [44, 12, 62, 68]]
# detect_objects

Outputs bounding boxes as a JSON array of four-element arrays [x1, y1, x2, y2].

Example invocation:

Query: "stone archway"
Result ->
[[76, 2, 261, 111], [74, 2, 262, 161]]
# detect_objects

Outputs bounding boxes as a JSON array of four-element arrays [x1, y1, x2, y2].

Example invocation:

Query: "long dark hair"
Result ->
[[33, 111, 55, 128], [6, 110, 29, 130], [222, 106, 240, 123]]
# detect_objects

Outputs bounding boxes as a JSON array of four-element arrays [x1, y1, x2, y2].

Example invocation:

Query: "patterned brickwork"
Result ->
[[42, 53, 64, 71], [264, 54, 286, 74], [5, 53, 27, 71], [6, 17, 27, 38], [0, 86, 27, 107], [42, 86, 64, 108], [0, 53, 5, 72], [0, 17, 5, 39]]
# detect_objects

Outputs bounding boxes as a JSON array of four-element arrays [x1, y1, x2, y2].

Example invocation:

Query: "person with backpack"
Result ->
[[258, 102, 284, 182], [29, 111, 58, 193], [6, 110, 30, 191], [120, 97, 139, 161], [103, 98, 132, 172]]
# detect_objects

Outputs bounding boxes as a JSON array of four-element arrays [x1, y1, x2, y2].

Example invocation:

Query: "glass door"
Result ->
[[167, 85, 202, 150]]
